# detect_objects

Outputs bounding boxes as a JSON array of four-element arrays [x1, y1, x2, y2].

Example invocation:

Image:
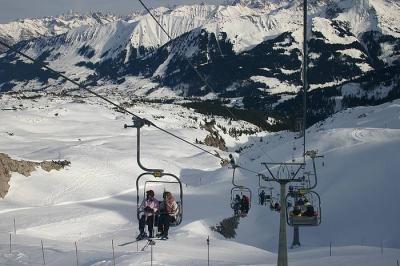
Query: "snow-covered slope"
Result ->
[[0, 92, 399, 265]]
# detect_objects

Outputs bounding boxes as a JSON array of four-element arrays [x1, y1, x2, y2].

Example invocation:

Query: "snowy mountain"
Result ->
[[0, 12, 121, 53], [0, 0, 399, 127]]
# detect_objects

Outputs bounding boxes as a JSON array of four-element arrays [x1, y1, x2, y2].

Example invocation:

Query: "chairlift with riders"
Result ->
[[258, 174, 273, 206], [125, 117, 184, 227], [286, 188, 321, 226], [229, 154, 252, 216]]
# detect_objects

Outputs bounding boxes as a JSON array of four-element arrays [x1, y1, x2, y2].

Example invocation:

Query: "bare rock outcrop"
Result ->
[[0, 153, 70, 198], [197, 119, 227, 151]]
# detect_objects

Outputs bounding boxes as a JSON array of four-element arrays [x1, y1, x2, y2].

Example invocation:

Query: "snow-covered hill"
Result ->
[[0, 91, 399, 265]]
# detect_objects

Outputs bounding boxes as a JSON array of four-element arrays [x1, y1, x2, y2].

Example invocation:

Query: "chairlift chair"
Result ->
[[257, 187, 273, 206], [258, 174, 273, 206], [125, 117, 184, 228], [142, 180, 183, 226], [230, 186, 252, 209], [137, 173, 183, 227], [285, 190, 321, 227], [230, 167, 252, 213]]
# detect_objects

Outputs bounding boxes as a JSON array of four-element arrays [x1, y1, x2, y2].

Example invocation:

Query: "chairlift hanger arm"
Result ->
[[231, 167, 254, 188], [125, 118, 164, 173], [232, 167, 238, 186], [305, 150, 323, 190]]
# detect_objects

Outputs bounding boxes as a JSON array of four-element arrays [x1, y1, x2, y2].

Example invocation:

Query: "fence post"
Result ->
[[207, 236, 210, 266], [329, 241, 332, 257], [41, 240, 46, 265], [75, 241, 79, 266], [13, 218, 16, 234], [150, 241, 154, 266], [112, 239, 116, 266], [397, 259, 399, 266], [9, 233, 11, 254]]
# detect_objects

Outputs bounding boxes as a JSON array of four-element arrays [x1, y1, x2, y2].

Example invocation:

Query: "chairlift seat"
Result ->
[[290, 214, 319, 226]]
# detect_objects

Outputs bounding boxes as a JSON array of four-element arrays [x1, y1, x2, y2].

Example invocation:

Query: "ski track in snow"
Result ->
[[0, 187, 137, 215]]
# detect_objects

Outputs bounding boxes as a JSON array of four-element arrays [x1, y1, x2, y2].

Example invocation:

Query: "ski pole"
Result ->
[[112, 239, 116, 266], [41, 240, 46, 265], [75, 241, 79, 266]]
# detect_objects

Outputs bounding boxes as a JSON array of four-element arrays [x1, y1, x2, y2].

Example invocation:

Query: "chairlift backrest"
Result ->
[[230, 186, 252, 210], [230, 167, 252, 211], [285, 190, 321, 227], [137, 172, 183, 227]]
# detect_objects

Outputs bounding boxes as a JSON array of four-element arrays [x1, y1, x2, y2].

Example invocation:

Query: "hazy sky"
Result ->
[[0, 0, 224, 23]]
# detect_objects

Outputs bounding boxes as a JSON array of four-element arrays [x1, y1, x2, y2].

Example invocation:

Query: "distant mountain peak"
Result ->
[[224, 0, 294, 9]]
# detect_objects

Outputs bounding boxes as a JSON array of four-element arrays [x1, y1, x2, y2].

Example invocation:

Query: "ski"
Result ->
[[118, 240, 142, 247], [118, 236, 167, 247]]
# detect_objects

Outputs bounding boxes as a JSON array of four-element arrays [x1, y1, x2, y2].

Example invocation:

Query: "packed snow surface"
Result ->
[[0, 94, 399, 265]]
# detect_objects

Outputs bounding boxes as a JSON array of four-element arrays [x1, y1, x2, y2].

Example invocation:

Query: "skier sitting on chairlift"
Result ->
[[137, 190, 159, 240], [274, 202, 281, 212], [288, 185, 295, 197], [297, 197, 305, 206], [233, 194, 241, 216], [157, 191, 179, 240], [291, 205, 302, 216], [302, 202, 315, 217], [241, 195, 250, 215], [259, 190, 266, 205]]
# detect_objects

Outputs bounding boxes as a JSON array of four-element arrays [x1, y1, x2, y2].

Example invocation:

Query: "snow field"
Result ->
[[0, 95, 400, 265]]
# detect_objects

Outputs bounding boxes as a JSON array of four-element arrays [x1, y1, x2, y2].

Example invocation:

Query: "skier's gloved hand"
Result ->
[[144, 206, 153, 213]]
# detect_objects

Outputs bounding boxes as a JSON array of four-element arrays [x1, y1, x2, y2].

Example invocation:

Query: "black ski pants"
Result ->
[[158, 214, 176, 236], [139, 214, 155, 237]]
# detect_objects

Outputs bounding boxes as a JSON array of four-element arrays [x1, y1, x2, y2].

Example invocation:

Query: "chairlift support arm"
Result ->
[[125, 117, 164, 174], [304, 150, 324, 190]]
